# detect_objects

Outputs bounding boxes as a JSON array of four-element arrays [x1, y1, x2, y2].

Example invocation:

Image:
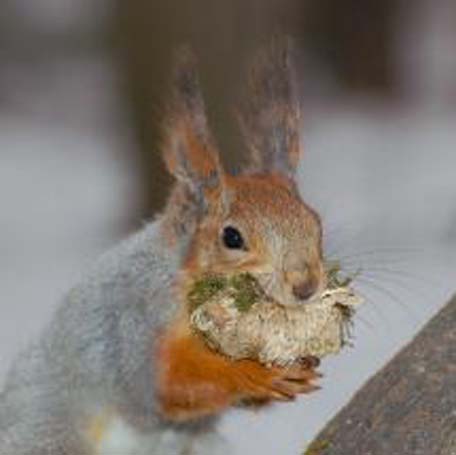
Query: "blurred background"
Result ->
[[1, 1, 455, 453]]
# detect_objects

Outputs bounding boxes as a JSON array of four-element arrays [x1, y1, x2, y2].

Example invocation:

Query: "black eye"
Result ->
[[222, 226, 245, 250]]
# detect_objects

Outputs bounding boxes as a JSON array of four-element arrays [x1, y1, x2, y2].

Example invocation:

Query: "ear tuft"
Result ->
[[162, 46, 223, 207], [239, 36, 302, 179], [170, 46, 207, 139]]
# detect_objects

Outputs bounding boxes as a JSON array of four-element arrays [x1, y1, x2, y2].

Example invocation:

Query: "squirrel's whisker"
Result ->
[[355, 276, 420, 324]]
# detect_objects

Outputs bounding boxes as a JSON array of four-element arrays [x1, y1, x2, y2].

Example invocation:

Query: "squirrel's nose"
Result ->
[[292, 280, 318, 302]]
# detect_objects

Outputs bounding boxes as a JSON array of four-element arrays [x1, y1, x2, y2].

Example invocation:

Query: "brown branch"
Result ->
[[306, 295, 456, 455]]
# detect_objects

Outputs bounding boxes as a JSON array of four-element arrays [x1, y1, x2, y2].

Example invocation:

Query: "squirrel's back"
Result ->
[[0, 220, 202, 454]]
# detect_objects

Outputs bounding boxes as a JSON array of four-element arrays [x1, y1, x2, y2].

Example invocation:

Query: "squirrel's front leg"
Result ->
[[155, 321, 320, 422]]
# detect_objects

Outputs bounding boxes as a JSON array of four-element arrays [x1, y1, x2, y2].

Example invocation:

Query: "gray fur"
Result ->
[[0, 221, 224, 455]]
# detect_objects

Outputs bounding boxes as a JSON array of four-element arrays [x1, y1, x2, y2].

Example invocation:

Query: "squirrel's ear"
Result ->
[[239, 37, 302, 180], [162, 47, 224, 207]]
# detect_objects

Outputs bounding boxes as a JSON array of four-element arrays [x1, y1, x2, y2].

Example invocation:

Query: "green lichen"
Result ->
[[303, 439, 331, 455], [187, 275, 228, 312], [229, 273, 265, 312], [187, 273, 263, 313]]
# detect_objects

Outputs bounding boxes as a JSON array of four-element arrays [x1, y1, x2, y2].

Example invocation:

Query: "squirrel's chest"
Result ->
[[87, 413, 189, 455]]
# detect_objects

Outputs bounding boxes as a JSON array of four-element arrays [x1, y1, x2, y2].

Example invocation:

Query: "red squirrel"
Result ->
[[0, 39, 324, 454]]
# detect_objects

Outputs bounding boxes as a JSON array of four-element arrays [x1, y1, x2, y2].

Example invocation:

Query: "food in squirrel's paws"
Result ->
[[189, 267, 363, 366]]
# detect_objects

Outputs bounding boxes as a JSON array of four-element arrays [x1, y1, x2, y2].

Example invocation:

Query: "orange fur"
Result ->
[[155, 320, 320, 422]]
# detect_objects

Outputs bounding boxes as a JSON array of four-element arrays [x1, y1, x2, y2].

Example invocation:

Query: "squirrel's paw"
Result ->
[[269, 364, 322, 401], [235, 359, 321, 403]]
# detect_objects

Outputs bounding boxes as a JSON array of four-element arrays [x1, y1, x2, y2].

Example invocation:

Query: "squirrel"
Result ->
[[0, 39, 326, 455]]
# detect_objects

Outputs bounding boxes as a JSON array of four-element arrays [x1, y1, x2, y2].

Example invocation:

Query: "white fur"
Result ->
[[96, 414, 229, 455], [98, 416, 184, 455]]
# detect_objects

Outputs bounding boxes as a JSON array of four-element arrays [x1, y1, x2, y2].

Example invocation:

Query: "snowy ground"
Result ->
[[1, 102, 455, 454]]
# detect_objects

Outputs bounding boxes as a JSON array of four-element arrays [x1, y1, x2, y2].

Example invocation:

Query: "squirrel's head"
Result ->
[[161, 39, 325, 306]]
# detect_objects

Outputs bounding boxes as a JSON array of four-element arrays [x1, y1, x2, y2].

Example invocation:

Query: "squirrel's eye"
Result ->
[[222, 226, 245, 250]]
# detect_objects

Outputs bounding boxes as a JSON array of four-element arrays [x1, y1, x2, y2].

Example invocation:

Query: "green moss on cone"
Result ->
[[187, 273, 264, 313]]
